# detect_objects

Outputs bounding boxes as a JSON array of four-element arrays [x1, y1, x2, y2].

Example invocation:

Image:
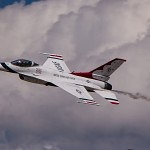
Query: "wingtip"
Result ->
[[106, 98, 120, 105], [110, 101, 119, 105]]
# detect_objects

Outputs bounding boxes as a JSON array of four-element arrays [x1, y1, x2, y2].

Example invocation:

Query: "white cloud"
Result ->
[[0, 0, 150, 150], [0, 0, 99, 58], [86, 0, 150, 57]]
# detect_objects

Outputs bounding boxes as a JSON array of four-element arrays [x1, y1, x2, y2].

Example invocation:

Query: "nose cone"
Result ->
[[0, 63, 8, 72]]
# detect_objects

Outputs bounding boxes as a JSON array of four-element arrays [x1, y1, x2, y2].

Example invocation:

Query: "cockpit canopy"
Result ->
[[11, 59, 39, 67]]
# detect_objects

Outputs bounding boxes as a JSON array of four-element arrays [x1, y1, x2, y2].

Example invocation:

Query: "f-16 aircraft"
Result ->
[[0, 54, 126, 106]]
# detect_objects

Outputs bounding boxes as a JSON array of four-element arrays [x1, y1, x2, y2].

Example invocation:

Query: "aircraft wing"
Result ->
[[42, 54, 70, 73], [94, 89, 119, 104], [51, 80, 93, 100], [20, 70, 100, 106], [51, 81, 100, 106]]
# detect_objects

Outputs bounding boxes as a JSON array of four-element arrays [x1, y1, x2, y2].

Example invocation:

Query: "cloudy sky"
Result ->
[[0, 0, 150, 149]]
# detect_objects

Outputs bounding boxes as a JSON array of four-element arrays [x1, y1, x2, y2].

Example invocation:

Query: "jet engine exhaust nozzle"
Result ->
[[104, 82, 112, 90]]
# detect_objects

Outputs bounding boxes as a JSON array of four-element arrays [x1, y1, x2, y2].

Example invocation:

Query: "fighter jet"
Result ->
[[0, 53, 126, 106]]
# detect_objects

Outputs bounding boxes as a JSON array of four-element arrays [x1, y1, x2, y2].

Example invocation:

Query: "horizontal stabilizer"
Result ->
[[94, 89, 119, 104]]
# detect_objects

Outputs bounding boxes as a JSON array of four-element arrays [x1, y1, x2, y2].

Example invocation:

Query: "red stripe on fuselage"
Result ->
[[71, 72, 93, 79]]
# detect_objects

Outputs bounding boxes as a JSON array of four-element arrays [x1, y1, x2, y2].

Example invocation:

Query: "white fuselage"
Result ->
[[1, 62, 107, 91]]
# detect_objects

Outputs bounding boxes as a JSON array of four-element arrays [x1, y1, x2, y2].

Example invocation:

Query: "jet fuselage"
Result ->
[[0, 62, 110, 91]]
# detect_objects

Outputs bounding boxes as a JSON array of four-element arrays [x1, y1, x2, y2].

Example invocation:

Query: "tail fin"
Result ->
[[91, 58, 126, 81]]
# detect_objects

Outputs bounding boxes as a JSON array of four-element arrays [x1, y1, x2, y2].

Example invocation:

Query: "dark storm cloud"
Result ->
[[0, 0, 150, 150]]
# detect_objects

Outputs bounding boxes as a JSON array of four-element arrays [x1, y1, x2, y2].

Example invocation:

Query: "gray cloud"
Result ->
[[0, 0, 150, 150]]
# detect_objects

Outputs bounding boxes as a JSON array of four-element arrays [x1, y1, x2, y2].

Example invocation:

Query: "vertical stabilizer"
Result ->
[[91, 58, 126, 81]]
